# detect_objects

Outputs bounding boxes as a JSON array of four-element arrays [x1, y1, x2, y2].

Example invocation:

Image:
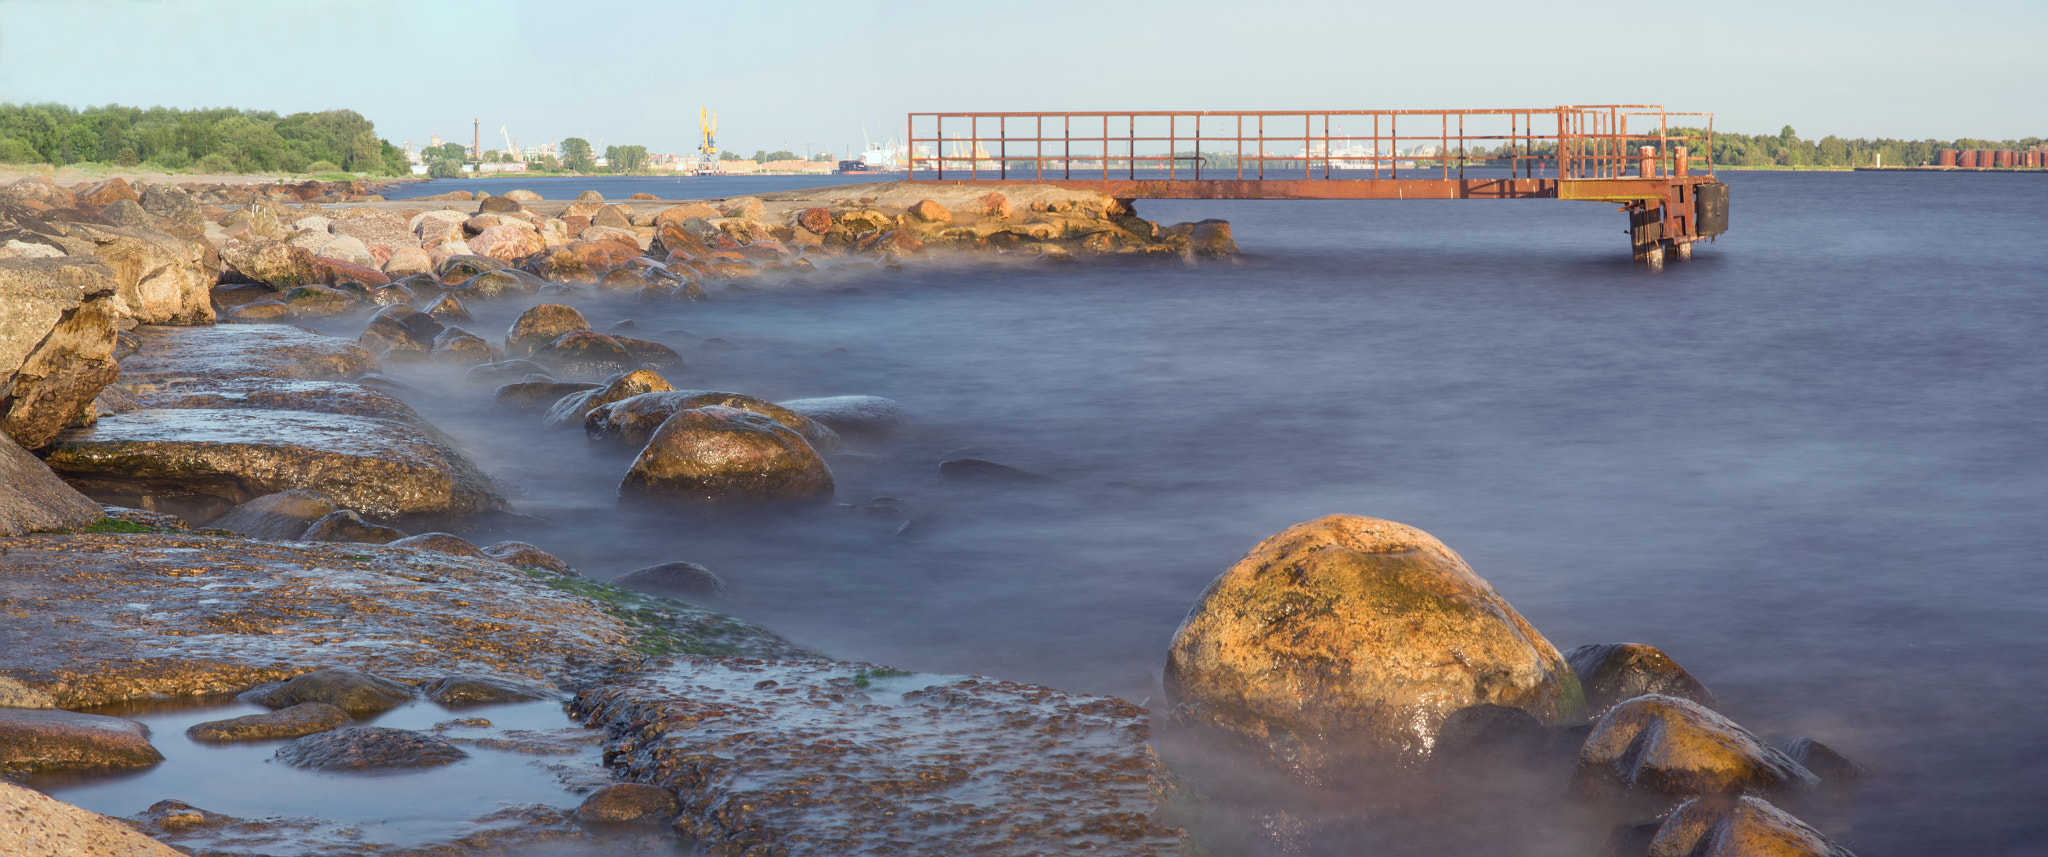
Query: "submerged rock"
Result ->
[[575, 657, 1181, 856], [532, 330, 640, 379], [185, 702, 350, 743], [496, 379, 600, 415], [619, 406, 835, 508], [506, 303, 592, 356], [544, 369, 674, 429], [202, 489, 342, 540], [777, 394, 906, 441], [388, 532, 486, 558], [1571, 694, 1818, 814], [43, 408, 504, 525], [482, 540, 574, 575], [241, 667, 416, 715], [0, 781, 186, 857], [573, 783, 680, 827], [1779, 737, 1869, 781], [1648, 795, 1857, 857], [611, 561, 728, 600], [274, 726, 467, 771], [939, 457, 1048, 483], [421, 675, 553, 708], [1163, 515, 1583, 778], [0, 533, 808, 709], [587, 390, 837, 451], [0, 708, 163, 775], [1565, 642, 1719, 717], [299, 509, 407, 544]]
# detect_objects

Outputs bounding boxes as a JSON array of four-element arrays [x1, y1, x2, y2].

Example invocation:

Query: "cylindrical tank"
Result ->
[[1977, 149, 1996, 168], [1937, 149, 1958, 167], [1956, 150, 1976, 168]]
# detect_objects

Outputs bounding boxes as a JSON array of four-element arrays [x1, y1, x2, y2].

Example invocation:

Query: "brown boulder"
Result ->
[[186, 703, 350, 743], [0, 708, 162, 776], [532, 331, 640, 380], [469, 223, 544, 261], [619, 405, 834, 507], [1648, 796, 1857, 857], [654, 203, 720, 227], [68, 224, 215, 324], [221, 238, 318, 289], [0, 258, 121, 448], [544, 369, 674, 429], [1566, 642, 1719, 717], [204, 489, 342, 540], [593, 204, 634, 230], [588, 390, 838, 451], [908, 199, 953, 223], [388, 531, 487, 559], [652, 223, 711, 259], [795, 207, 833, 234], [493, 380, 599, 415], [307, 255, 391, 288], [73, 177, 141, 208], [0, 781, 186, 857], [275, 726, 466, 771], [506, 304, 591, 356], [1164, 515, 1583, 778], [1571, 694, 1818, 813], [300, 509, 407, 544], [0, 432, 104, 536], [118, 323, 379, 384], [481, 540, 575, 574], [612, 560, 728, 599], [978, 192, 1013, 218]]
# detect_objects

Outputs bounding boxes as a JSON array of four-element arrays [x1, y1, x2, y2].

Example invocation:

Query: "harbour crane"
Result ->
[[499, 125, 515, 161], [699, 107, 720, 174]]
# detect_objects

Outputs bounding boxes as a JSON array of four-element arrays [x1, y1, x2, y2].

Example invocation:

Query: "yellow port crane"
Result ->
[[699, 107, 720, 174]]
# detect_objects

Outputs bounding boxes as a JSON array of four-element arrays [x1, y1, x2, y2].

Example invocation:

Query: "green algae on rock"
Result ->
[[0, 533, 809, 709]]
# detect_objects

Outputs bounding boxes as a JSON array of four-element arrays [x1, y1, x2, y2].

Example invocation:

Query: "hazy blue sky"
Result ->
[[1, 0, 2041, 155]]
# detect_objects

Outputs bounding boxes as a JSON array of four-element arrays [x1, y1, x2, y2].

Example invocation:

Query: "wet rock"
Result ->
[[476, 195, 531, 216], [1648, 795, 1857, 857], [275, 726, 467, 771], [0, 257, 122, 448], [465, 358, 552, 384], [0, 676, 57, 709], [1170, 219, 1238, 257], [573, 783, 679, 827], [431, 326, 498, 366], [185, 702, 350, 742], [434, 253, 506, 283], [587, 390, 837, 450], [382, 246, 433, 278], [279, 283, 359, 318], [204, 489, 341, 540], [544, 369, 674, 429], [305, 255, 391, 289], [421, 675, 553, 708], [575, 657, 1180, 856], [507, 303, 592, 355], [495, 380, 601, 415], [778, 394, 906, 441], [0, 533, 807, 709], [220, 238, 317, 289], [1164, 515, 1584, 778], [300, 509, 408, 544], [940, 457, 1048, 483], [612, 561, 728, 600], [98, 505, 192, 532], [117, 323, 377, 384], [1, 433, 104, 536], [796, 207, 833, 234], [44, 408, 504, 525], [1567, 642, 1718, 717], [1779, 738, 1869, 781], [611, 335, 687, 372], [482, 540, 574, 574], [0, 708, 163, 775], [620, 405, 835, 508], [0, 781, 185, 857], [453, 267, 546, 300], [425, 292, 472, 322], [359, 303, 444, 358], [389, 531, 487, 558], [136, 377, 423, 423], [533, 331, 641, 380], [1571, 694, 1818, 813], [241, 666, 415, 715]]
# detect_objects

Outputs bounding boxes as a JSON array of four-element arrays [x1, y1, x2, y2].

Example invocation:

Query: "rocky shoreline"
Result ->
[[0, 174, 1861, 856]]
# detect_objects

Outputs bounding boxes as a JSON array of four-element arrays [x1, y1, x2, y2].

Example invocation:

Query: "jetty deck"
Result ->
[[902, 106, 1726, 264]]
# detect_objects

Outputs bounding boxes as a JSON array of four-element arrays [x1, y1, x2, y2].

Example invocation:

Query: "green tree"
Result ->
[[760, 150, 798, 162], [426, 157, 462, 179], [560, 137, 595, 172], [433, 142, 467, 163], [607, 144, 648, 173]]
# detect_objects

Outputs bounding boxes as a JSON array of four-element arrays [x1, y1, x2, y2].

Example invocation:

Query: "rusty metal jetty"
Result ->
[[903, 106, 1727, 264]]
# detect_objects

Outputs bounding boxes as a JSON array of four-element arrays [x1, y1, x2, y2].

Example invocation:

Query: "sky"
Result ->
[[0, 0, 2041, 156]]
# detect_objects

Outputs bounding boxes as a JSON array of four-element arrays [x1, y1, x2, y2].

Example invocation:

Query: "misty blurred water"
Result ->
[[365, 170, 2047, 855]]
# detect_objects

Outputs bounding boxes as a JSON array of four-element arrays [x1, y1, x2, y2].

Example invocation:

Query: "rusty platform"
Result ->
[[903, 106, 1727, 264]]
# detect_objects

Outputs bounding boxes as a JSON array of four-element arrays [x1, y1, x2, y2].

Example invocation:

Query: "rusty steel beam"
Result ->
[[905, 178, 1563, 200]]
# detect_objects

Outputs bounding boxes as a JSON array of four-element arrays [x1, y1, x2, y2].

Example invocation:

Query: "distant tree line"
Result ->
[[1689, 126, 2045, 168], [0, 102, 410, 175]]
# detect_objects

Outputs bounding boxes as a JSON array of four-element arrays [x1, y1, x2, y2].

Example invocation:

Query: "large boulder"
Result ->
[[186, 702, 350, 743], [72, 177, 141, 208], [0, 433, 103, 536], [203, 489, 342, 539], [1648, 796, 1857, 857], [588, 390, 838, 451], [0, 708, 162, 776], [1570, 694, 1818, 814], [1163, 515, 1583, 777], [116, 324, 377, 385], [506, 303, 591, 356], [619, 405, 834, 507], [531, 331, 639, 379], [242, 667, 414, 715], [469, 223, 544, 262], [220, 238, 318, 289], [42, 408, 505, 525], [543, 369, 673, 429], [67, 223, 215, 324], [0, 781, 186, 857], [274, 727, 467, 771], [0, 257, 121, 448], [1566, 642, 1719, 717]]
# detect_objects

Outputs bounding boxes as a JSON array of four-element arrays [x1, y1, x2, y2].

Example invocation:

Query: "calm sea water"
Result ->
[[366, 170, 2045, 854]]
